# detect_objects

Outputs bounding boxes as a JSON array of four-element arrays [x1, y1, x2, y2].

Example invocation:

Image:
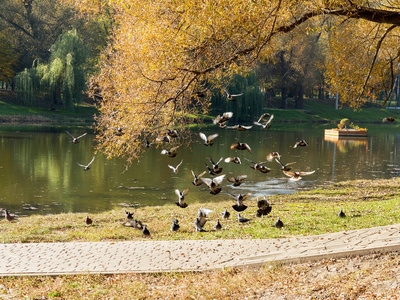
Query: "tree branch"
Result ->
[[0, 13, 34, 38], [356, 24, 397, 103]]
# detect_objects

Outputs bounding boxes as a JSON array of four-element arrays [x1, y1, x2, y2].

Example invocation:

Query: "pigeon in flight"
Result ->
[[223, 88, 243, 101], [175, 188, 189, 208], [66, 131, 87, 144], [168, 160, 183, 174], [76, 156, 95, 171], [200, 174, 226, 195], [199, 132, 219, 146]]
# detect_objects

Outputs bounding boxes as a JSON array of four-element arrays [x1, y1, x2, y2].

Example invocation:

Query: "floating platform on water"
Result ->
[[324, 129, 368, 138]]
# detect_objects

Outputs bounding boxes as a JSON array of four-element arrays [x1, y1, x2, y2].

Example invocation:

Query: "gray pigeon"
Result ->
[[274, 217, 284, 229], [237, 213, 251, 223], [85, 215, 93, 226], [214, 219, 222, 231], [142, 225, 151, 237], [229, 192, 252, 212], [4, 209, 16, 222], [125, 210, 134, 220], [221, 209, 230, 219], [171, 219, 180, 231]]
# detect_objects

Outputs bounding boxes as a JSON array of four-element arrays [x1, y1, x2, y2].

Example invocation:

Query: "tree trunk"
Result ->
[[295, 84, 304, 109], [280, 87, 287, 109]]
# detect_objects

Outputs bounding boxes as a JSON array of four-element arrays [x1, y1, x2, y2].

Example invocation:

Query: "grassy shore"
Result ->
[[1, 179, 400, 298], [1, 179, 399, 243], [2, 89, 400, 129], [0, 91, 97, 126]]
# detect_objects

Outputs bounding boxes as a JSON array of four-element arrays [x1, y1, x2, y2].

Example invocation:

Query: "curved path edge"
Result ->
[[1, 224, 400, 276]]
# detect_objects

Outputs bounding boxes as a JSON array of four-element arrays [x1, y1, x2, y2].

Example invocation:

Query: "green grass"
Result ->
[[0, 90, 98, 126], [1, 179, 400, 299], [1, 179, 399, 243], [263, 99, 400, 125], [2, 90, 400, 131]]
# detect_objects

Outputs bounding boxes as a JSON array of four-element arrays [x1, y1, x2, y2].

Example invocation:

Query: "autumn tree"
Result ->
[[69, 0, 400, 162], [0, 35, 19, 83]]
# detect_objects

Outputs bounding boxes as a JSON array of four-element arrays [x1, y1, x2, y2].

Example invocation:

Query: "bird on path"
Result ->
[[229, 192, 252, 212], [274, 217, 284, 228], [199, 132, 219, 146], [338, 209, 346, 218], [142, 225, 151, 237], [171, 219, 180, 231], [214, 219, 222, 231], [161, 146, 179, 158], [227, 175, 247, 187], [238, 213, 251, 223], [191, 170, 206, 186], [175, 188, 189, 208], [85, 215, 93, 226], [292, 139, 308, 148], [200, 174, 225, 195], [230, 142, 252, 154], [223, 88, 243, 101], [283, 170, 315, 181], [168, 160, 183, 174], [76, 156, 95, 171], [66, 131, 87, 144], [224, 157, 242, 164], [226, 124, 252, 131], [275, 158, 296, 172], [221, 209, 230, 219], [4, 209, 16, 222]]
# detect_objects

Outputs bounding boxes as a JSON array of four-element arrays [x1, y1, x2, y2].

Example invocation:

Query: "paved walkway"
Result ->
[[1, 224, 400, 276]]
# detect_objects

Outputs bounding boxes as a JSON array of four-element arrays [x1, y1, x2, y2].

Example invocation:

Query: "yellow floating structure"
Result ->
[[324, 129, 368, 138]]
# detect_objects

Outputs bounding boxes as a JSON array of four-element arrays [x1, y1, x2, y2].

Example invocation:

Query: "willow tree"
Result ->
[[70, 0, 400, 162], [14, 29, 89, 107]]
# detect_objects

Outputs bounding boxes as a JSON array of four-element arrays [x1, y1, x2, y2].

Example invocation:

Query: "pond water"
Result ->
[[0, 126, 399, 216]]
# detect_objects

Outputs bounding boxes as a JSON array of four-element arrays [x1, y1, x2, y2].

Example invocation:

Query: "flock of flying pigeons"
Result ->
[[118, 89, 319, 237], [19, 88, 400, 237], [1, 88, 323, 238]]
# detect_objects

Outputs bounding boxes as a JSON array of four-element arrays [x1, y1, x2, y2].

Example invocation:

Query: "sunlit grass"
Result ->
[[1, 178, 399, 243], [1, 179, 400, 299]]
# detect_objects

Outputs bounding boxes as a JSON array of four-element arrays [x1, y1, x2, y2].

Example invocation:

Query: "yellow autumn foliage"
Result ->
[[67, 0, 400, 162]]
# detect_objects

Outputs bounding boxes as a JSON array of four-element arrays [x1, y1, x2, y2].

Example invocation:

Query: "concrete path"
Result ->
[[1, 224, 400, 276]]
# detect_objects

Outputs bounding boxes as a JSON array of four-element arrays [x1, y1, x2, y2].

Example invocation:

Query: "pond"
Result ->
[[0, 125, 399, 216]]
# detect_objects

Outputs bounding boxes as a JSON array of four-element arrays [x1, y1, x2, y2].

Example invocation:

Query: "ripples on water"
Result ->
[[0, 126, 399, 215]]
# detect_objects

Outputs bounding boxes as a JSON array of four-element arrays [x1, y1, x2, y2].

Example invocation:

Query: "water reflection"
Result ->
[[0, 127, 399, 216]]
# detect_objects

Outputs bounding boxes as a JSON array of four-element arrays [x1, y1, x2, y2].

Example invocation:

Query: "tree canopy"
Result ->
[[69, 0, 400, 162]]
